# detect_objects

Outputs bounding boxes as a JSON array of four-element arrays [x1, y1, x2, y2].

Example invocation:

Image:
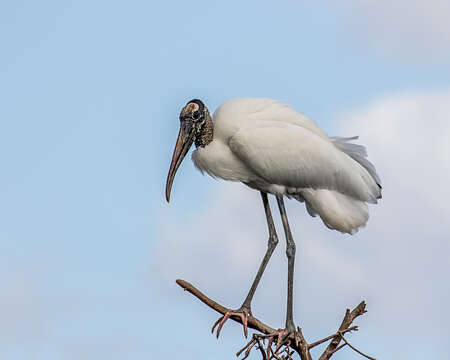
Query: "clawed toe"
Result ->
[[211, 307, 251, 338]]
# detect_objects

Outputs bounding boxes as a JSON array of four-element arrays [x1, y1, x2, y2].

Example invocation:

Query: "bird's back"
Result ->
[[212, 98, 330, 142]]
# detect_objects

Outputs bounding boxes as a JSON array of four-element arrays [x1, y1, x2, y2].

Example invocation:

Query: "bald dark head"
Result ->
[[180, 99, 205, 121]]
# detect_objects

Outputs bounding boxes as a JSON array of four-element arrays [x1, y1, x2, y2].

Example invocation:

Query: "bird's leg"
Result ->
[[241, 192, 279, 310], [262, 196, 300, 357], [212, 192, 279, 339], [276, 195, 296, 333]]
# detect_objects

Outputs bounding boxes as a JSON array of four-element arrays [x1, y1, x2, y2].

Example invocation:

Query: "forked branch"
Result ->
[[176, 279, 375, 360]]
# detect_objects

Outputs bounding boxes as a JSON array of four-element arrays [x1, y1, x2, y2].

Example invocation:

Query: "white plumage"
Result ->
[[165, 97, 383, 339], [192, 98, 381, 234]]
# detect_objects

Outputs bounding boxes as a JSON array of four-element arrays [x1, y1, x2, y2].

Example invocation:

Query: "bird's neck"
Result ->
[[195, 108, 214, 148]]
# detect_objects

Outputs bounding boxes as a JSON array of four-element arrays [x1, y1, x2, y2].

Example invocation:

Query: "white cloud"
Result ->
[[326, 0, 450, 61], [155, 89, 450, 355]]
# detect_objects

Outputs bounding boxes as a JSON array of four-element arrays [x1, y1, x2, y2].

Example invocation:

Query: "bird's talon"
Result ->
[[211, 317, 222, 334], [265, 328, 299, 357], [275, 329, 289, 353], [211, 308, 251, 338]]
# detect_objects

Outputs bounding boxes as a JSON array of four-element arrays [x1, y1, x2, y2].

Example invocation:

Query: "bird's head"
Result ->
[[165, 99, 210, 202]]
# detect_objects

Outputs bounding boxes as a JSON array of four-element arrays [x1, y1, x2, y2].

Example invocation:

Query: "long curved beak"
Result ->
[[165, 122, 195, 202]]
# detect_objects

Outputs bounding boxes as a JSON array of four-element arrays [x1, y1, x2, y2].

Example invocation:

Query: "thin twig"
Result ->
[[308, 326, 358, 349], [255, 337, 267, 360], [242, 340, 257, 360], [236, 338, 256, 357], [339, 334, 377, 360]]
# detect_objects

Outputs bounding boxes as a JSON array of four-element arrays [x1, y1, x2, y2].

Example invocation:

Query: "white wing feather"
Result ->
[[229, 122, 380, 203], [228, 120, 381, 234]]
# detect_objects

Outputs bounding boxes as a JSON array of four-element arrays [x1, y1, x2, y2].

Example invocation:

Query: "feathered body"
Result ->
[[192, 98, 381, 234]]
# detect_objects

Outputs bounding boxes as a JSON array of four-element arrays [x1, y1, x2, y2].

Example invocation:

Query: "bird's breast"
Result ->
[[191, 140, 256, 183]]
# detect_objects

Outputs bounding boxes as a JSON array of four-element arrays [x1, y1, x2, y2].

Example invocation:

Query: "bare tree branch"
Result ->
[[308, 326, 358, 349], [175, 279, 373, 360], [329, 343, 346, 356], [176, 279, 276, 335], [318, 301, 367, 360]]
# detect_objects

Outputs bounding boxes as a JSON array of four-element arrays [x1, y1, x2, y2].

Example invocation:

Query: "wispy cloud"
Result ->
[[327, 0, 450, 61], [0, 270, 45, 343]]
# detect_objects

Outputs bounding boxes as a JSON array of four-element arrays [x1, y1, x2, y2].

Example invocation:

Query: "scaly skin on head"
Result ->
[[180, 101, 200, 117], [180, 99, 213, 148], [194, 106, 213, 148]]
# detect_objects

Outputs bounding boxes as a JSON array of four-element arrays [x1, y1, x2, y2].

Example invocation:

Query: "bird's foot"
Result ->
[[211, 306, 252, 338], [264, 326, 302, 359]]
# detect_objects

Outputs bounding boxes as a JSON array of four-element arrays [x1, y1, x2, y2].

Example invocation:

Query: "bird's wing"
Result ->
[[228, 121, 380, 203]]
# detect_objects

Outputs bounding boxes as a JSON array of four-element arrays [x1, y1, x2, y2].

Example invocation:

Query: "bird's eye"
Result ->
[[192, 111, 200, 119]]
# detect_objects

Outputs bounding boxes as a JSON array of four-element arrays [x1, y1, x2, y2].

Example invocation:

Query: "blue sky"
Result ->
[[1, 1, 449, 359]]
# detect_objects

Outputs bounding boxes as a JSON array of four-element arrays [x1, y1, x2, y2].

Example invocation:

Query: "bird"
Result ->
[[165, 97, 381, 345]]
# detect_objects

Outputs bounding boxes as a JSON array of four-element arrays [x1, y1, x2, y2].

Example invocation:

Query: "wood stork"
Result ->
[[165, 98, 381, 343]]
